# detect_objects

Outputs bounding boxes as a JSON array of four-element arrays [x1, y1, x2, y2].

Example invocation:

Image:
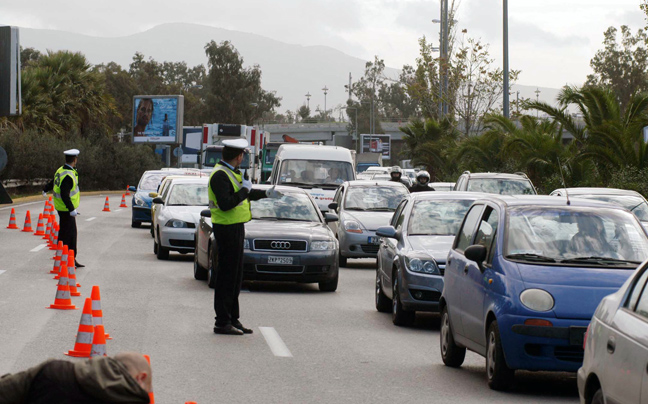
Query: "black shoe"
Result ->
[[75, 261, 85, 268], [232, 322, 253, 334], [213, 324, 244, 335]]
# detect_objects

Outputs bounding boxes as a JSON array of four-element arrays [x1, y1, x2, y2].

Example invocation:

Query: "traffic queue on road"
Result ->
[[126, 142, 648, 402]]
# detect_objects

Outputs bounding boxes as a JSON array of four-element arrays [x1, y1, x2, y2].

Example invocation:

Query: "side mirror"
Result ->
[[128, 186, 137, 192], [152, 197, 164, 205], [376, 226, 399, 240], [464, 244, 487, 271], [200, 209, 211, 218], [149, 192, 158, 198], [324, 212, 338, 223], [328, 202, 339, 211]]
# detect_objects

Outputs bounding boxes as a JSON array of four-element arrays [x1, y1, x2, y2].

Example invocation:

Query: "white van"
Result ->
[[270, 145, 356, 212]]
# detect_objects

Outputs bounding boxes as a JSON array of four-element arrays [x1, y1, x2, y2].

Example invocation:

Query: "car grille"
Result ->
[[255, 265, 305, 274], [169, 239, 194, 248], [554, 346, 584, 363], [253, 239, 307, 252], [438, 265, 445, 276], [360, 244, 380, 254]]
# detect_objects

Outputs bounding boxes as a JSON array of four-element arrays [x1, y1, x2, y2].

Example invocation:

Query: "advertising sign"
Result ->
[[360, 134, 391, 159], [132, 95, 184, 143]]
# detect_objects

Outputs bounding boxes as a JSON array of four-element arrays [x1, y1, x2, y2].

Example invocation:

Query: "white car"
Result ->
[[153, 177, 209, 260], [578, 261, 648, 404]]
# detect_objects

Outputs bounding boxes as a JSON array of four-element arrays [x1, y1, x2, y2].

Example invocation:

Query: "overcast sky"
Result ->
[[2, 0, 645, 88]]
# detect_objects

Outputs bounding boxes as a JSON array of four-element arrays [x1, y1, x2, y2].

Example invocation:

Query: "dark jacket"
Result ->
[[209, 162, 266, 212], [409, 183, 436, 193], [43, 164, 77, 212], [0, 357, 149, 404]]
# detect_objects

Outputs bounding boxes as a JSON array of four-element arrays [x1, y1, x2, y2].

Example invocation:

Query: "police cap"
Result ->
[[64, 149, 80, 156], [222, 139, 248, 150]]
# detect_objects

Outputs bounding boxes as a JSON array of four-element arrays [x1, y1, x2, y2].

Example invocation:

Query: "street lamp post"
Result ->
[[322, 86, 329, 121], [535, 88, 541, 118], [305, 92, 311, 110], [346, 107, 359, 153], [503, 0, 510, 118]]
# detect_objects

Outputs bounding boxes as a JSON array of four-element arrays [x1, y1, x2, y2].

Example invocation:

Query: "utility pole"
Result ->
[[322, 86, 329, 121], [348, 73, 352, 102], [503, 0, 510, 118], [438, 0, 449, 118], [305, 92, 311, 109], [535, 88, 541, 118]]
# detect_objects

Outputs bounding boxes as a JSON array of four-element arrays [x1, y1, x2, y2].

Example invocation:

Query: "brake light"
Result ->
[[524, 319, 553, 327], [583, 323, 591, 350]]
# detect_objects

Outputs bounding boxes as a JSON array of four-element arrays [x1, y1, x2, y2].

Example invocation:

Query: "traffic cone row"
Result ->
[[102, 197, 111, 212], [119, 194, 127, 208]]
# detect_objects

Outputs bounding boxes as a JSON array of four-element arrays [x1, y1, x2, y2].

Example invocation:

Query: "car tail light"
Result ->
[[524, 319, 553, 327], [583, 323, 591, 350]]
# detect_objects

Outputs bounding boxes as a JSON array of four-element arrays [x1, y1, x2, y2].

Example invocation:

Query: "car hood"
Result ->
[[245, 220, 333, 241], [162, 205, 207, 225], [515, 263, 635, 320], [407, 236, 454, 263], [343, 211, 394, 231]]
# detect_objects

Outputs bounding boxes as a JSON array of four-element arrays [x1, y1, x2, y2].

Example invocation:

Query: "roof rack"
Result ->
[[514, 172, 528, 178], [462, 171, 471, 175]]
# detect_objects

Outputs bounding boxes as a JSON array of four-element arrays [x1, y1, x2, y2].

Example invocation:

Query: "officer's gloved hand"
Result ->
[[242, 178, 252, 191], [70, 210, 78, 217], [266, 186, 284, 199], [42, 191, 47, 198]]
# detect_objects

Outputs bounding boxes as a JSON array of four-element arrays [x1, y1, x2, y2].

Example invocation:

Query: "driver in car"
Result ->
[[569, 216, 617, 258]]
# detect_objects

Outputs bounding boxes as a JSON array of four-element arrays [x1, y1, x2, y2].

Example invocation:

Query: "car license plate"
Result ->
[[569, 326, 588, 346], [368, 236, 380, 244], [268, 256, 293, 265]]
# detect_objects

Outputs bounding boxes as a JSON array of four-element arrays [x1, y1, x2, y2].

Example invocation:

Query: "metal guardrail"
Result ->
[[2, 178, 49, 188]]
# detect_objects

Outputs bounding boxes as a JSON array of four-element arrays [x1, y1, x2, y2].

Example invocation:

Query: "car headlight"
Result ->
[[405, 256, 440, 275], [244, 239, 250, 250], [520, 289, 554, 312], [134, 195, 146, 206], [343, 220, 363, 234], [165, 219, 189, 228], [311, 240, 336, 251]]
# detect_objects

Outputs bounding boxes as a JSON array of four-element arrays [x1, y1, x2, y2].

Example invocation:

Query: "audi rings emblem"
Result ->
[[271, 241, 291, 249]]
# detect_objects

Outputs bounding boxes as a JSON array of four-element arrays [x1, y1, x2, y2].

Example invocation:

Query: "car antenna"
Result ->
[[557, 158, 570, 206]]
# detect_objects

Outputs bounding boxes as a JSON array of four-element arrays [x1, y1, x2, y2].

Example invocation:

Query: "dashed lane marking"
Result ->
[[259, 327, 293, 358], [85, 217, 97, 222], [114, 209, 123, 213], [30, 244, 47, 252], [0, 270, 6, 275]]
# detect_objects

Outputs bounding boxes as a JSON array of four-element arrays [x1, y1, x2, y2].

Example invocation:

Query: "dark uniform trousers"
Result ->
[[212, 222, 245, 326], [57, 211, 77, 256]]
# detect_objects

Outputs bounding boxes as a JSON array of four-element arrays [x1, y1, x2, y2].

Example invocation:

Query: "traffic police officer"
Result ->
[[208, 139, 282, 335], [43, 149, 84, 267]]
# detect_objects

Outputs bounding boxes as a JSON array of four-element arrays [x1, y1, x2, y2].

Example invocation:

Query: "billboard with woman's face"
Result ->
[[132, 95, 184, 143]]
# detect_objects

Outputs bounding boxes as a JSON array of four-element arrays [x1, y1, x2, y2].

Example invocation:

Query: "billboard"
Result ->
[[132, 95, 184, 143], [360, 134, 391, 159]]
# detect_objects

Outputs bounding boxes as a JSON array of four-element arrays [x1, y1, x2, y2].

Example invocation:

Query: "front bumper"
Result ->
[[339, 230, 380, 258], [400, 269, 444, 312], [498, 314, 589, 372], [159, 226, 196, 252], [132, 206, 152, 223], [243, 250, 337, 283]]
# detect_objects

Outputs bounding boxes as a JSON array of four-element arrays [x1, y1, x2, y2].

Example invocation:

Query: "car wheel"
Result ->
[[392, 271, 415, 326], [375, 265, 390, 313], [440, 306, 466, 367], [591, 389, 604, 404], [486, 321, 515, 391], [156, 229, 170, 260], [207, 247, 216, 288], [150, 226, 154, 238], [193, 243, 208, 281], [319, 272, 338, 292], [131, 220, 141, 228], [339, 251, 347, 267], [153, 240, 158, 254]]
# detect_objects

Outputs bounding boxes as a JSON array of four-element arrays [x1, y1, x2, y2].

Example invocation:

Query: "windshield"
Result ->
[[409, 199, 475, 236], [574, 194, 648, 222], [279, 160, 354, 186], [344, 186, 408, 211], [251, 193, 321, 222], [167, 183, 209, 206], [204, 150, 250, 169], [139, 173, 169, 191], [264, 148, 278, 166], [467, 178, 536, 195], [506, 207, 648, 266], [433, 185, 454, 192]]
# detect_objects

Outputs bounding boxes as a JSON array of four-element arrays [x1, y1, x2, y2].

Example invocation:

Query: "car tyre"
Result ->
[[591, 389, 604, 404], [440, 306, 466, 367], [156, 229, 170, 260], [131, 220, 141, 228], [207, 247, 216, 289], [153, 240, 158, 254], [486, 320, 515, 391], [319, 272, 338, 292], [375, 264, 390, 313], [392, 271, 415, 326], [193, 242, 208, 281]]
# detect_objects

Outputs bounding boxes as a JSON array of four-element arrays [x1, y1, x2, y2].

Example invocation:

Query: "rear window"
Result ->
[[467, 178, 536, 195], [139, 173, 168, 191]]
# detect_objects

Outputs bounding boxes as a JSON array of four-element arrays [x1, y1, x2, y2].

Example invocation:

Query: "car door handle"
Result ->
[[463, 265, 469, 274], [447, 259, 452, 265], [607, 337, 616, 354]]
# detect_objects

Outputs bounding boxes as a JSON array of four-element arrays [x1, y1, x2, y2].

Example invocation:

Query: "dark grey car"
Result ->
[[194, 185, 340, 291], [375, 192, 483, 326]]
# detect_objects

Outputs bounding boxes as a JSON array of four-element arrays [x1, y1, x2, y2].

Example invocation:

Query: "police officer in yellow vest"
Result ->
[[43, 149, 84, 268], [209, 139, 283, 335]]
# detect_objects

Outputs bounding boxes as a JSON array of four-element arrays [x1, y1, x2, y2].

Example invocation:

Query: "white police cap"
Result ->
[[63, 149, 80, 156], [222, 139, 248, 150]]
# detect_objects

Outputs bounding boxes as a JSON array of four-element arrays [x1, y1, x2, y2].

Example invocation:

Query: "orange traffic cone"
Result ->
[[6, 208, 18, 229], [49, 223, 59, 250], [47, 262, 77, 310], [102, 197, 111, 212], [52, 241, 63, 261], [65, 297, 94, 357], [90, 325, 107, 357], [21, 211, 33, 232], [43, 216, 52, 240], [45, 201, 54, 221], [54, 246, 69, 278], [143, 355, 155, 404], [91, 286, 112, 340], [119, 194, 127, 208], [67, 250, 81, 295], [125, 185, 131, 196], [34, 213, 46, 236]]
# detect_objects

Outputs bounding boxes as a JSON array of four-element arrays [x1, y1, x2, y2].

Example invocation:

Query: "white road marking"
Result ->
[[0, 270, 5, 275], [113, 209, 122, 213], [85, 217, 96, 222], [0, 201, 43, 211], [259, 327, 293, 358], [30, 244, 47, 252]]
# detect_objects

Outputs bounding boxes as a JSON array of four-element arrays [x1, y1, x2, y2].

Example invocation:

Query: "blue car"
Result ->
[[130, 170, 182, 228], [439, 195, 648, 390]]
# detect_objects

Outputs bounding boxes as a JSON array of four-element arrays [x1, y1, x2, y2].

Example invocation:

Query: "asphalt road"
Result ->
[[0, 195, 579, 403]]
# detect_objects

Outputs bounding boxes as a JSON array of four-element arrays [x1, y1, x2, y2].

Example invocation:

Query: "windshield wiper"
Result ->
[[410, 233, 449, 236], [344, 207, 366, 211], [366, 207, 394, 212], [506, 253, 556, 263], [560, 256, 641, 266], [280, 182, 313, 188], [255, 216, 278, 221], [320, 183, 343, 187], [275, 218, 313, 222]]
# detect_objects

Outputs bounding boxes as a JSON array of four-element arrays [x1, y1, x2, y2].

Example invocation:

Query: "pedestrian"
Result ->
[[389, 166, 409, 186], [43, 149, 84, 267], [208, 139, 283, 335], [0, 352, 152, 403], [409, 170, 436, 193]]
